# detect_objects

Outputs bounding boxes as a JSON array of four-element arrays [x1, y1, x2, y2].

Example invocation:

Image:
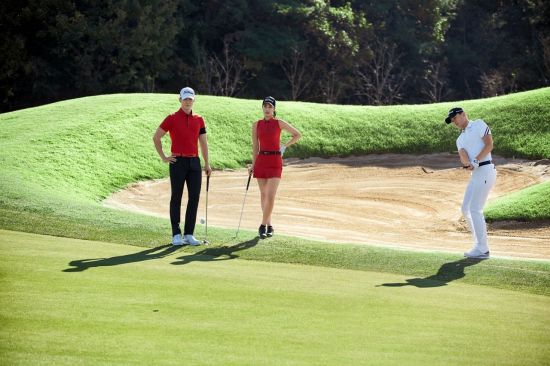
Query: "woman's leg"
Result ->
[[261, 178, 281, 225], [257, 178, 268, 219]]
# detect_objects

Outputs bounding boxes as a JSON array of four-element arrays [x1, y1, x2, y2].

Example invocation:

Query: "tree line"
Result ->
[[1, 0, 549, 112]]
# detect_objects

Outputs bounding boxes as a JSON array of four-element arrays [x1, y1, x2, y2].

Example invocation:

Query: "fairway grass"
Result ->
[[1, 230, 549, 365]]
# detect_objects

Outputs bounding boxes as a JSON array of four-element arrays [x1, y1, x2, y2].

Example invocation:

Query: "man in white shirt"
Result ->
[[445, 107, 497, 259]]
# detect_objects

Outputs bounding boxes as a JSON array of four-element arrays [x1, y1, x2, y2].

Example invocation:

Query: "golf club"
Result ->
[[234, 172, 252, 239], [203, 174, 210, 245]]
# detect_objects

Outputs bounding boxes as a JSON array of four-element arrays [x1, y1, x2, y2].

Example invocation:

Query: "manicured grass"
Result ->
[[486, 180, 550, 221], [1, 203, 549, 297], [1, 230, 549, 365]]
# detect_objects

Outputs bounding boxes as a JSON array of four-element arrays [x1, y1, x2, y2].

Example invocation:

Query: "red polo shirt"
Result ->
[[159, 108, 206, 156]]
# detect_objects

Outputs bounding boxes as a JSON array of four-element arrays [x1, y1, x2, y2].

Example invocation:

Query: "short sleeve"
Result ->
[[456, 138, 463, 150], [199, 117, 206, 134], [159, 115, 172, 132], [476, 120, 490, 138]]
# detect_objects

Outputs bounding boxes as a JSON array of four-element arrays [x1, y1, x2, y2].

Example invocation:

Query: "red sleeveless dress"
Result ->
[[253, 118, 282, 178]]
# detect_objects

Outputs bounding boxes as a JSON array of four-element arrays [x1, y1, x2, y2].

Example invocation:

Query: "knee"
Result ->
[[267, 191, 277, 201], [470, 206, 484, 218], [188, 192, 200, 204], [170, 194, 183, 204], [461, 204, 470, 217]]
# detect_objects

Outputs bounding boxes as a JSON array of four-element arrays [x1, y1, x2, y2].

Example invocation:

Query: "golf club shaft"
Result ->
[[205, 175, 210, 240], [235, 173, 252, 238]]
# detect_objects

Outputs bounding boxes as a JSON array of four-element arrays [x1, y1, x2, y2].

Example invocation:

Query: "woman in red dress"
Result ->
[[250, 96, 301, 239]]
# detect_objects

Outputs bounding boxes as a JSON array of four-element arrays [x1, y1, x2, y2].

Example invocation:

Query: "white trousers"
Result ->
[[461, 164, 497, 252]]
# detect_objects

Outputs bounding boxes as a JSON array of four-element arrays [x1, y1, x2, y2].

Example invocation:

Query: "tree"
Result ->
[[209, 35, 247, 96], [0, 1, 31, 110], [444, 0, 550, 99], [280, 44, 317, 101], [421, 61, 450, 102], [355, 38, 408, 105]]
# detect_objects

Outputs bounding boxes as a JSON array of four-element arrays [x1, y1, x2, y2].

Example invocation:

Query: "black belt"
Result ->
[[259, 151, 281, 155], [479, 160, 493, 167]]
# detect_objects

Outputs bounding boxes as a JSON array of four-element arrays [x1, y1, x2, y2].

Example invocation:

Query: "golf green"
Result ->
[[1, 230, 548, 365]]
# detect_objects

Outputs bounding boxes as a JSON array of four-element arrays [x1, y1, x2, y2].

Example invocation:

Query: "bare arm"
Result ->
[[153, 128, 176, 163], [250, 121, 259, 172], [476, 134, 494, 161], [458, 134, 493, 170], [278, 120, 302, 148], [198, 133, 212, 176], [458, 148, 471, 167]]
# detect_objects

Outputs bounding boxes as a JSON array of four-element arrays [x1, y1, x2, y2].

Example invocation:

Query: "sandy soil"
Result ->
[[104, 153, 550, 260]]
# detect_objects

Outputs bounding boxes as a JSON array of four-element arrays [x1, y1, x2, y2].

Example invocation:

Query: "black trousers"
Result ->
[[169, 157, 202, 236]]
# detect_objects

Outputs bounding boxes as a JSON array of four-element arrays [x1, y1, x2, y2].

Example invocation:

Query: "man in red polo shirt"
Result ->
[[153, 87, 212, 246]]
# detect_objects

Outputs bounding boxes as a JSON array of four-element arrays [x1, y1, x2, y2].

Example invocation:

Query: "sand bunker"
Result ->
[[105, 153, 550, 260]]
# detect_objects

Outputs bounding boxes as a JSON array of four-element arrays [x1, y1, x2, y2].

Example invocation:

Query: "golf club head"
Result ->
[[203, 239, 209, 245]]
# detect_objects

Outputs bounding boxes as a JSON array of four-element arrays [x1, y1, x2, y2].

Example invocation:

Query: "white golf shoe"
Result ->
[[183, 235, 201, 246], [464, 248, 490, 259], [172, 234, 184, 246]]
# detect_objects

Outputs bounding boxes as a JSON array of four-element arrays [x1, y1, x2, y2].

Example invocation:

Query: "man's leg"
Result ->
[[461, 179, 478, 247], [469, 167, 497, 252], [183, 158, 202, 236], [169, 158, 186, 236]]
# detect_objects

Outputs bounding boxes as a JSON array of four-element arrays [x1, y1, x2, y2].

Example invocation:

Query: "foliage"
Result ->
[[2, 0, 549, 111]]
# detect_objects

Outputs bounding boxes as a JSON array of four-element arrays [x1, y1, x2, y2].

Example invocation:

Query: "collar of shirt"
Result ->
[[462, 120, 472, 133], [178, 108, 194, 117]]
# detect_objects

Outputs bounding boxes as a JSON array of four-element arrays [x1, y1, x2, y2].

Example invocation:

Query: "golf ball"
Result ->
[[200, 218, 206, 224]]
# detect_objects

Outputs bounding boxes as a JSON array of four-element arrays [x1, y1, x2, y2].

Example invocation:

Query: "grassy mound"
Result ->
[[486, 180, 550, 221], [0, 89, 549, 296]]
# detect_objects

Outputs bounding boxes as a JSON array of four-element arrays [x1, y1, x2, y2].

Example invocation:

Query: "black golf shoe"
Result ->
[[259, 225, 267, 239], [266, 225, 274, 237]]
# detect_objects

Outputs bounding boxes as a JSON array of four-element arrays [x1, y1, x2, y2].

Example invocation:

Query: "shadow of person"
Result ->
[[63, 244, 179, 272], [171, 237, 260, 266], [379, 258, 485, 288]]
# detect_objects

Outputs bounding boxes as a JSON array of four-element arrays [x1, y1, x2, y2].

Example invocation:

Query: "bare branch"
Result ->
[[355, 39, 408, 105], [280, 46, 316, 101]]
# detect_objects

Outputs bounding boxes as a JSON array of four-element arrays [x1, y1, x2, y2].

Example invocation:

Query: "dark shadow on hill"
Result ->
[[378, 258, 485, 288], [488, 219, 550, 231], [285, 153, 523, 172], [170, 237, 259, 266], [284, 153, 462, 170], [63, 244, 179, 272]]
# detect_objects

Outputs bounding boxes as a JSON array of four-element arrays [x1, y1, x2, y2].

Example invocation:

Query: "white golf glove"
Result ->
[[470, 159, 480, 169], [279, 144, 286, 155]]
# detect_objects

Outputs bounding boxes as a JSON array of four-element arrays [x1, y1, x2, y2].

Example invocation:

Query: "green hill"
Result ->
[[0, 89, 549, 294]]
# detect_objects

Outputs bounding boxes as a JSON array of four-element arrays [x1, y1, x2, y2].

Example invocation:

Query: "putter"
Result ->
[[234, 172, 252, 238], [203, 175, 210, 245]]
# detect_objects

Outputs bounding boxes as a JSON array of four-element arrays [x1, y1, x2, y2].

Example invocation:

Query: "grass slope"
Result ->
[[1, 231, 549, 366], [0, 90, 549, 299], [485, 180, 550, 221], [0, 89, 548, 226]]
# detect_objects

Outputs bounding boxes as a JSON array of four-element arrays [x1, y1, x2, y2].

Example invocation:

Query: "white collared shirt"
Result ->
[[456, 119, 492, 162]]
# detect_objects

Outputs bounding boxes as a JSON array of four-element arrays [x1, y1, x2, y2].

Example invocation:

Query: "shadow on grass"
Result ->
[[378, 258, 485, 288], [170, 237, 259, 266], [63, 244, 179, 272]]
